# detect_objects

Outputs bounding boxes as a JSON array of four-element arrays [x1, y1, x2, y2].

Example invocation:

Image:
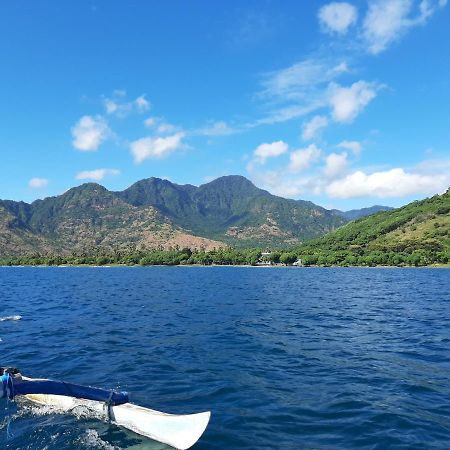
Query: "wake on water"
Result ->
[[0, 315, 22, 322], [0, 315, 22, 343]]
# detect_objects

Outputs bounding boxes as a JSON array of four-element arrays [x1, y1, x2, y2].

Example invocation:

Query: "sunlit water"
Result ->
[[0, 266, 449, 449]]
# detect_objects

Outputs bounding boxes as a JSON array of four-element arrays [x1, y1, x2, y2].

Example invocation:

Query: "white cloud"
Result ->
[[143, 116, 178, 134], [103, 93, 150, 117], [195, 121, 236, 136], [29, 178, 48, 189], [260, 59, 349, 101], [252, 103, 325, 126], [75, 168, 120, 181], [144, 117, 156, 128], [71, 115, 110, 151], [362, 0, 446, 54], [157, 122, 177, 134], [326, 167, 449, 198], [328, 81, 378, 123], [289, 144, 322, 172], [254, 141, 288, 164], [337, 140, 362, 155], [112, 89, 126, 97], [104, 99, 119, 114], [253, 58, 351, 126], [135, 95, 150, 112], [130, 132, 185, 163], [318, 2, 358, 34], [324, 152, 349, 177], [302, 115, 329, 140]]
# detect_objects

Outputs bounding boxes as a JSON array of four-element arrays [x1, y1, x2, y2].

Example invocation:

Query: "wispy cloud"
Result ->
[[130, 132, 185, 163], [157, 122, 178, 134], [337, 140, 362, 155], [142, 116, 180, 134], [302, 115, 329, 140], [71, 115, 111, 151], [252, 59, 350, 125], [193, 121, 237, 137], [259, 59, 348, 103], [103, 91, 151, 117], [227, 8, 281, 48], [362, 0, 446, 54], [29, 178, 48, 189], [76, 168, 120, 181], [144, 117, 157, 128]]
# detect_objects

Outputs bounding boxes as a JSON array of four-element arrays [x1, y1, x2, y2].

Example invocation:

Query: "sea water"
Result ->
[[0, 266, 449, 449]]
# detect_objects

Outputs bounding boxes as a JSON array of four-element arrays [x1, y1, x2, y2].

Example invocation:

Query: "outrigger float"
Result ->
[[1, 367, 210, 450]]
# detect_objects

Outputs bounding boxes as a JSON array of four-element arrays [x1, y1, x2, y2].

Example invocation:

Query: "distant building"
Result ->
[[257, 251, 273, 265]]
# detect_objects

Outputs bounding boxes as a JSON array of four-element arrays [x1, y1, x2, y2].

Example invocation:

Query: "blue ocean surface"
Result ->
[[0, 267, 449, 449]]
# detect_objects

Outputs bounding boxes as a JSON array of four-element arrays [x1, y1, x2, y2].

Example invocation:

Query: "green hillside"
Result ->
[[119, 175, 346, 246], [296, 189, 450, 266]]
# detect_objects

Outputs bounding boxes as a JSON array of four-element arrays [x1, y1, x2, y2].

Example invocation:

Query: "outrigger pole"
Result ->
[[1, 367, 211, 450]]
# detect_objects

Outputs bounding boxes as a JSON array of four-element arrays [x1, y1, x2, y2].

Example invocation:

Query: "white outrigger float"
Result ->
[[1, 367, 210, 450]]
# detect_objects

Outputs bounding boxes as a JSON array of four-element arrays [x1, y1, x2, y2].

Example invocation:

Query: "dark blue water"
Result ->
[[0, 267, 449, 449]]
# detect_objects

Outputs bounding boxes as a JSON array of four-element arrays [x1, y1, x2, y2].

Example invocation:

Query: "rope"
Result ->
[[104, 390, 114, 422]]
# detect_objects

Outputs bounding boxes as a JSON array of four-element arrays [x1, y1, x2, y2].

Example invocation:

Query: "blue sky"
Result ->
[[1, 0, 449, 210]]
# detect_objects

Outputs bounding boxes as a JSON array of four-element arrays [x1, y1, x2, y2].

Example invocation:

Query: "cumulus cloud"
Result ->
[[130, 132, 185, 163], [29, 178, 48, 189], [318, 2, 358, 34], [324, 152, 349, 177], [326, 167, 449, 198], [302, 115, 329, 140], [289, 144, 322, 172], [253, 141, 288, 164], [337, 140, 362, 155], [362, 0, 446, 54], [71, 115, 110, 151], [76, 168, 120, 181], [328, 81, 378, 123]]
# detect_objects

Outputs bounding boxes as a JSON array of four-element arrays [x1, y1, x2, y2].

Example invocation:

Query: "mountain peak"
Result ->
[[202, 175, 257, 189]]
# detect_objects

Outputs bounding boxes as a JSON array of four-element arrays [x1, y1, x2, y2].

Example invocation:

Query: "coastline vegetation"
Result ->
[[0, 245, 448, 267]]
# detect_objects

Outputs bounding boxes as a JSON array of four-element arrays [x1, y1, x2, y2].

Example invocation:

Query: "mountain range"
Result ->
[[0, 175, 392, 256]]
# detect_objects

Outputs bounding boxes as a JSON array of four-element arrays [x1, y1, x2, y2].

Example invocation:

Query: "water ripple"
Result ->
[[0, 267, 449, 449]]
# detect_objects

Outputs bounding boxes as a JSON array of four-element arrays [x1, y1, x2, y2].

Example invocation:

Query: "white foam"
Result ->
[[78, 429, 119, 449], [0, 315, 22, 321]]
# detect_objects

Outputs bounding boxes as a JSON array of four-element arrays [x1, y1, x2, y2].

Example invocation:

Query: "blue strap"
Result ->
[[1, 373, 14, 400], [2, 374, 15, 440]]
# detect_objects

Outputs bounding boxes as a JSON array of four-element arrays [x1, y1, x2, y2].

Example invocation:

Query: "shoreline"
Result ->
[[1, 263, 449, 269]]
